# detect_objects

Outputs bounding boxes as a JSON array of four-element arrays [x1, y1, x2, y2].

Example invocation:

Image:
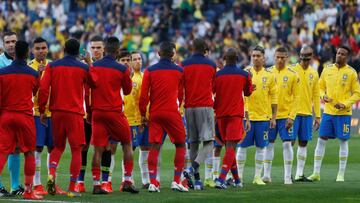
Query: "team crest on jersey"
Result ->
[[133, 82, 137, 87], [309, 73, 313, 81], [283, 76, 288, 82], [262, 77, 267, 83], [342, 74, 348, 81]]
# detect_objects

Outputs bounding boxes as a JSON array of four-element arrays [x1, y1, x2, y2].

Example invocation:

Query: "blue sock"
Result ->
[[78, 166, 85, 182], [0, 176, 3, 188], [101, 167, 109, 182], [8, 154, 20, 190]]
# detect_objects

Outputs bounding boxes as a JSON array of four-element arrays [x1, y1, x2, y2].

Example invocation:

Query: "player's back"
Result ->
[[182, 54, 216, 108], [214, 65, 252, 118], [0, 60, 39, 115], [143, 58, 183, 114], [43, 55, 89, 115], [90, 55, 132, 112]]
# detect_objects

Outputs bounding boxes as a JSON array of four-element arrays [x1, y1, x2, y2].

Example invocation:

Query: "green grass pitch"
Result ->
[[1, 134, 360, 203]]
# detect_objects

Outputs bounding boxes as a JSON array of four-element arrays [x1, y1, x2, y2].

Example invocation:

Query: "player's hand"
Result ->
[[40, 113, 48, 127], [334, 103, 346, 110], [38, 60, 46, 73], [82, 49, 92, 66], [86, 112, 92, 124], [270, 118, 276, 129], [245, 120, 251, 132], [322, 95, 332, 103], [285, 118, 294, 130], [139, 116, 148, 133], [252, 84, 257, 91], [313, 117, 320, 131]]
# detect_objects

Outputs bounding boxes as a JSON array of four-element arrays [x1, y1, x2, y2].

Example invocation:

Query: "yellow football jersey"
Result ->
[[270, 66, 299, 120], [124, 71, 143, 126], [29, 59, 51, 117], [319, 64, 360, 115], [292, 63, 320, 117], [245, 67, 277, 121]]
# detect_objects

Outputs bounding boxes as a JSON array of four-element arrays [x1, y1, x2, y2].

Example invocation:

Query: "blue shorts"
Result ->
[[34, 116, 53, 148], [319, 113, 351, 140], [269, 119, 295, 141], [133, 126, 150, 147], [293, 115, 313, 141], [239, 121, 269, 148]]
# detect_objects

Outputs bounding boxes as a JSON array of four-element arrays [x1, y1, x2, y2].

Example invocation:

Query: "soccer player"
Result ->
[[139, 41, 187, 192], [75, 35, 113, 193], [124, 51, 152, 188], [213, 48, 253, 189], [292, 46, 320, 182], [0, 40, 42, 200], [262, 47, 299, 184], [88, 36, 139, 194], [0, 31, 24, 196], [308, 46, 360, 182], [181, 38, 216, 190], [28, 37, 57, 195], [39, 39, 89, 197], [236, 45, 277, 185]]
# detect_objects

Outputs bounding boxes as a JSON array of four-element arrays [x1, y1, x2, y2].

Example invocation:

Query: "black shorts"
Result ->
[[84, 119, 92, 144]]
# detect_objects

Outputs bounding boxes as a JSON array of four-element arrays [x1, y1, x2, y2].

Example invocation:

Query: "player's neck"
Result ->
[[35, 58, 44, 63], [253, 66, 263, 72], [276, 65, 285, 71], [299, 63, 309, 70], [335, 63, 346, 69]]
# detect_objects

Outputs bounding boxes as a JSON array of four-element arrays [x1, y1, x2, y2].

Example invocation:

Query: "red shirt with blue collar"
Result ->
[[39, 55, 89, 116], [0, 60, 39, 116], [89, 55, 132, 112], [139, 58, 184, 116], [182, 53, 216, 108], [214, 65, 253, 118]]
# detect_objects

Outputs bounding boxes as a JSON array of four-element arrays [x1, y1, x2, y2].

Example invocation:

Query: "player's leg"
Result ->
[[237, 121, 255, 181], [66, 113, 86, 197], [75, 119, 91, 193], [279, 119, 295, 184], [192, 107, 215, 190], [308, 114, 333, 181], [108, 142, 117, 185], [212, 143, 222, 180], [335, 115, 351, 182], [109, 112, 138, 193], [100, 146, 112, 192], [47, 112, 68, 195], [294, 116, 312, 182], [183, 108, 197, 189], [8, 148, 22, 195], [253, 121, 269, 185], [263, 120, 278, 183], [204, 150, 214, 187], [33, 116, 47, 195], [139, 126, 150, 188]]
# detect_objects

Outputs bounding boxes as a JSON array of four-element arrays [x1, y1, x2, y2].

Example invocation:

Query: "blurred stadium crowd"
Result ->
[[0, 0, 360, 75]]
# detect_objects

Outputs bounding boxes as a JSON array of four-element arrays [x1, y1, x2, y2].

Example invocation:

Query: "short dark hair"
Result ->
[[33, 37, 47, 46], [159, 41, 175, 59], [339, 45, 351, 56], [193, 38, 207, 54], [3, 31, 16, 40], [118, 49, 130, 59], [130, 51, 141, 58], [64, 38, 80, 56], [224, 48, 238, 65], [15, 40, 29, 60], [90, 35, 103, 43], [275, 47, 288, 53], [252, 45, 265, 55], [105, 36, 120, 55]]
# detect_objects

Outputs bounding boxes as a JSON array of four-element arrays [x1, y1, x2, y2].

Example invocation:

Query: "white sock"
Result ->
[[34, 151, 41, 186], [338, 140, 348, 177], [185, 148, 191, 169], [283, 141, 293, 180], [204, 151, 213, 180], [47, 153, 51, 175], [108, 154, 115, 182], [212, 156, 221, 180], [139, 150, 150, 185], [156, 150, 161, 182], [263, 143, 274, 178], [314, 138, 327, 174], [295, 146, 307, 177], [255, 147, 265, 178], [121, 160, 125, 182], [236, 147, 247, 179]]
